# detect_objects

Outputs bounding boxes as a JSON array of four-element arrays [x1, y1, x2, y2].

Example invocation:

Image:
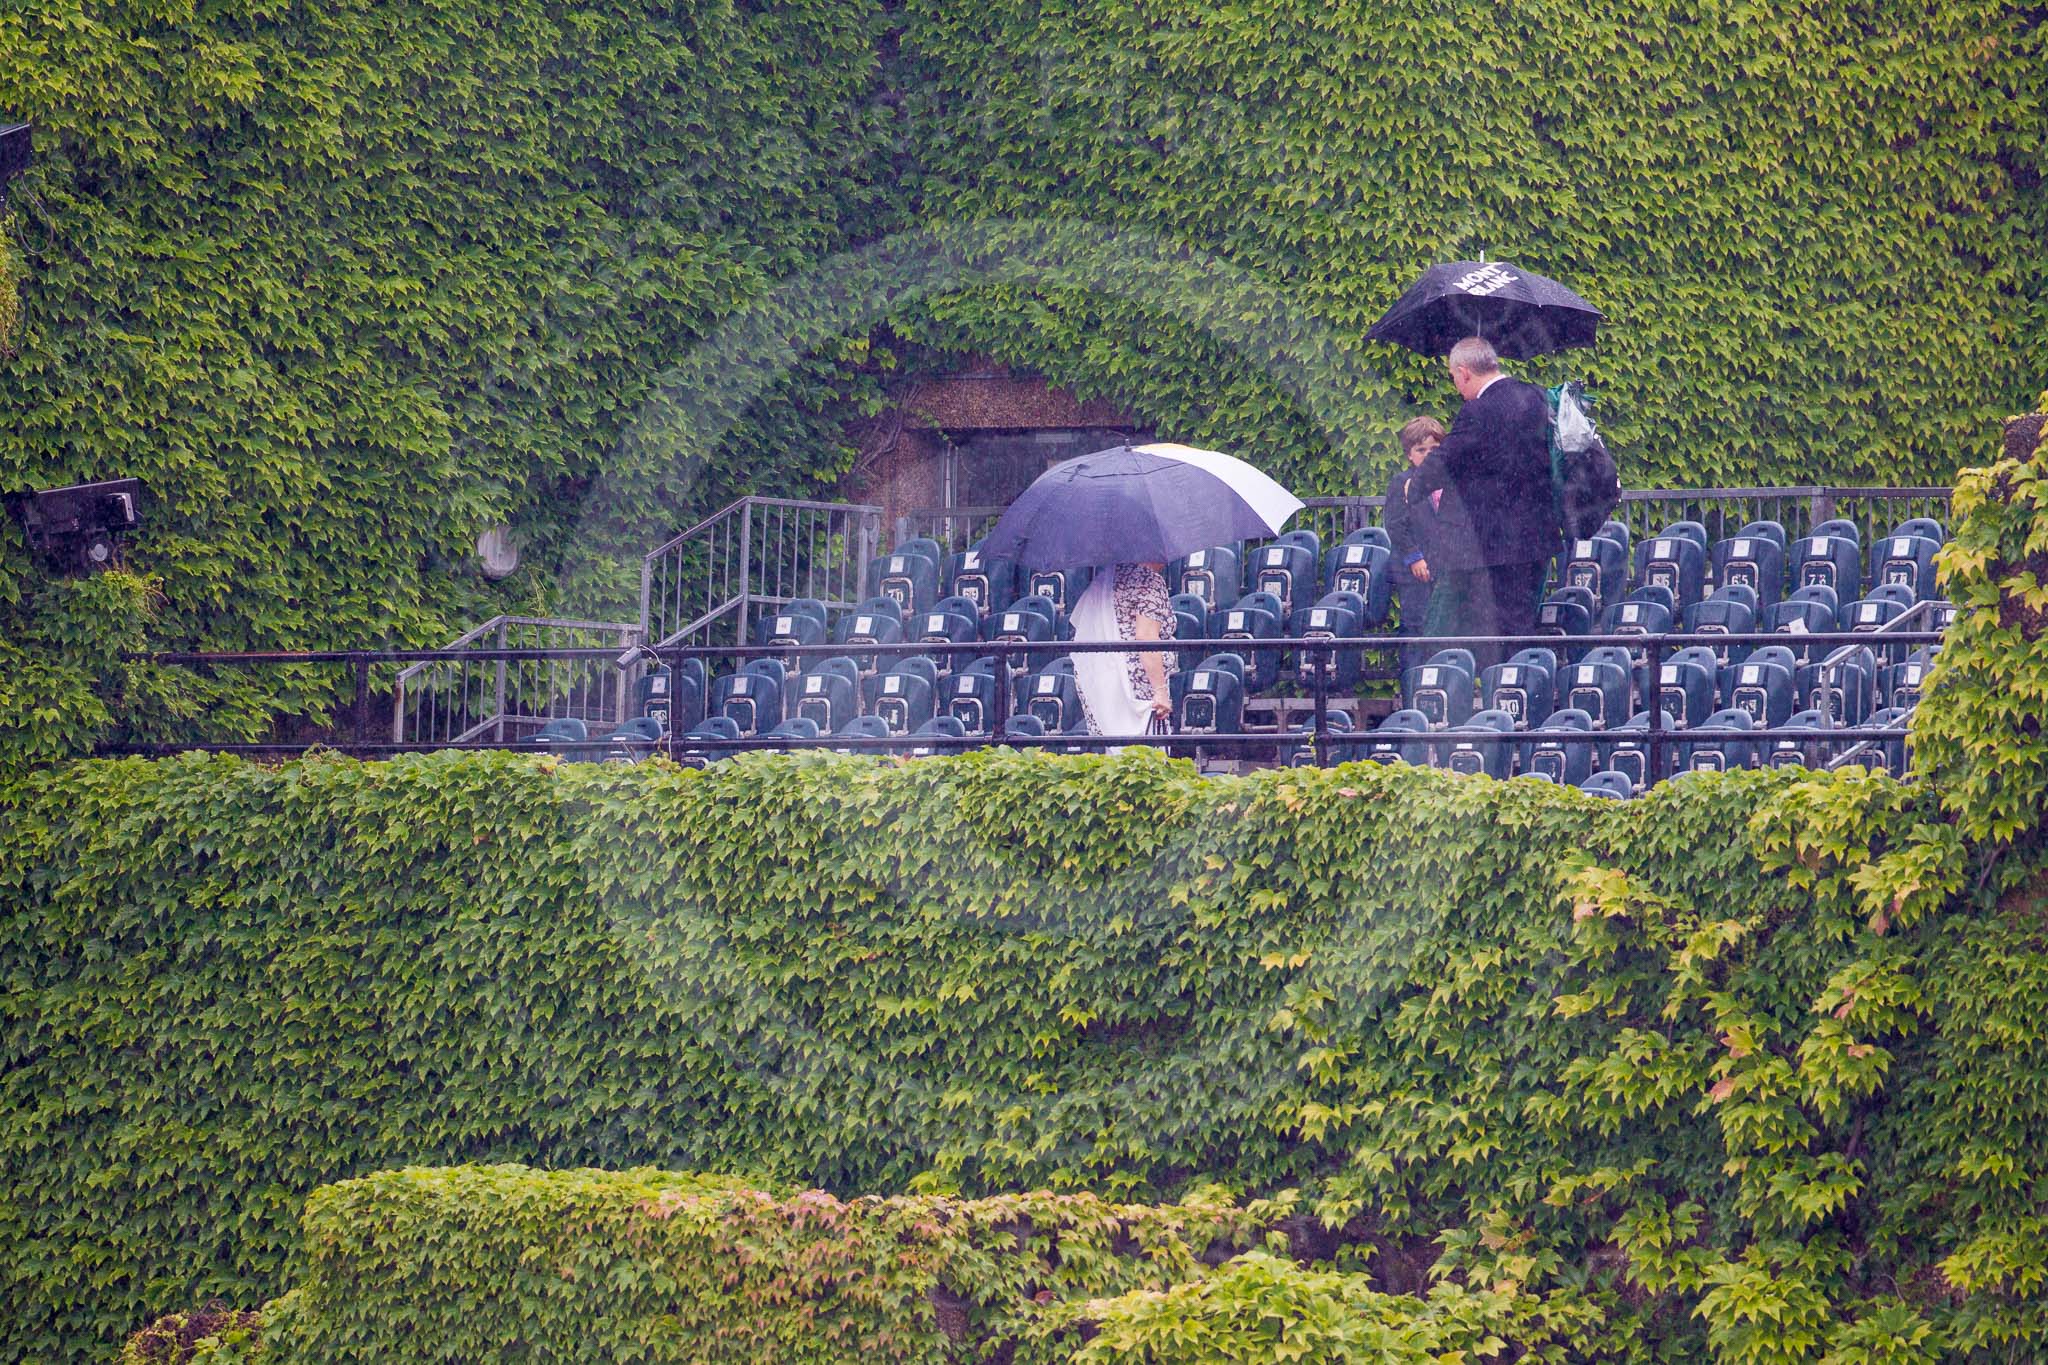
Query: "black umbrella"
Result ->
[[978, 443, 1302, 571], [1367, 260, 1601, 360]]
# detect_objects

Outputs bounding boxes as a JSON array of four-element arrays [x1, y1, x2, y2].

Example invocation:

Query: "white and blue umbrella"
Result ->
[[979, 442, 1303, 570]]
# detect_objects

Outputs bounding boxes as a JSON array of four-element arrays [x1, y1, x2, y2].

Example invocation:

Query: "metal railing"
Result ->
[[391, 616, 641, 745], [640, 496, 882, 650], [898, 487, 1953, 558], [120, 627, 1944, 791]]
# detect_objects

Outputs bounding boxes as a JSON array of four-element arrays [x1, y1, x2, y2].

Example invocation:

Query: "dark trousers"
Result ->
[[1426, 559, 1548, 674], [1393, 575, 1432, 674]]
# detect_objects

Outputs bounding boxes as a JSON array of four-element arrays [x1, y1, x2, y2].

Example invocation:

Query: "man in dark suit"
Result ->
[[1414, 336, 1561, 671]]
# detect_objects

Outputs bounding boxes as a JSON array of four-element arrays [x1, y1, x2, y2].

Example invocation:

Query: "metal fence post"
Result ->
[[353, 655, 373, 749], [991, 646, 1012, 745], [1645, 635, 1665, 786], [1311, 646, 1330, 767], [735, 500, 754, 647]]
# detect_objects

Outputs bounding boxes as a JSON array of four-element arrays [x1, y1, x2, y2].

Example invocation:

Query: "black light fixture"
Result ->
[[6, 478, 146, 575], [0, 123, 30, 213]]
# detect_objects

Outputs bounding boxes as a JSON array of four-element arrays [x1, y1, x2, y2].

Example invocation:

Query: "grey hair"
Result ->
[[1447, 336, 1501, 376]]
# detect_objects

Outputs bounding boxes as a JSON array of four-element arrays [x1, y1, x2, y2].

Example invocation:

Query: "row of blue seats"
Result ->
[[1555, 515, 1946, 616], [1303, 701, 1916, 791], [1397, 642, 1936, 733]]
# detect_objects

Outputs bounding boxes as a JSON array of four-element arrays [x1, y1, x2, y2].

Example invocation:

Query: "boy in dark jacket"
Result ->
[[1385, 416, 1445, 670]]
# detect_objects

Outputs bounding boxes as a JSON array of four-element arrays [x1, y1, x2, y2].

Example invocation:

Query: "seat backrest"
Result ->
[[1345, 526, 1393, 551], [1712, 534, 1785, 605], [1811, 518, 1860, 545], [1600, 599, 1674, 639], [1023, 666, 1081, 731], [1025, 564, 1093, 614], [1440, 709, 1516, 778], [1561, 534, 1627, 607], [531, 717, 589, 744], [986, 597, 1056, 644], [912, 601, 982, 648], [1680, 707, 1757, 773], [1562, 655, 1632, 728], [1846, 596, 1905, 633], [1403, 656, 1476, 729], [1727, 652, 1794, 728], [763, 609, 827, 648], [1598, 520, 1633, 555], [1626, 582, 1677, 614], [767, 717, 821, 741], [868, 549, 941, 615], [946, 547, 1017, 616], [1603, 709, 1676, 789], [1522, 707, 1595, 785], [1175, 656, 1246, 735], [1888, 516, 1945, 546], [1482, 659, 1555, 729], [1632, 535, 1707, 608], [1360, 708, 1433, 765], [1766, 709, 1827, 768], [1173, 545, 1242, 607], [1735, 519, 1788, 549], [1322, 541, 1394, 624], [1537, 589, 1595, 639], [1276, 527, 1322, 555], [1869, 533, 1940, 600], [1655, 648, 1719, 728], [711, 669, 783, 736], [1579, 771, 1634, 800], [835, 715, 893, 745], [1250, 541, 1318, 615], [1790, 534, 1861, 602]]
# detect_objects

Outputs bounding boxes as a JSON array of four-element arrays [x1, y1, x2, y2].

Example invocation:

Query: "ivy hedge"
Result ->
[[3, 0, 2045, 756], [0, 741, 2041, 1362]]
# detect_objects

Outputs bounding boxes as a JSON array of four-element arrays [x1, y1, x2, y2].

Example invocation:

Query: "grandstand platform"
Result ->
[[134, 486, 1955, 798]]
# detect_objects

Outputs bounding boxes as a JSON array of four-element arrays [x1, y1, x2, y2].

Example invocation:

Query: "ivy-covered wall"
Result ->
[[2, 746, 2042, 1363], [3, 0, 2046, 758]]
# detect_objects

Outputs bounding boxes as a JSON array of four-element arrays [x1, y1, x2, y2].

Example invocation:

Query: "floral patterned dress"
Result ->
[[1079, 563, 1179, 734]]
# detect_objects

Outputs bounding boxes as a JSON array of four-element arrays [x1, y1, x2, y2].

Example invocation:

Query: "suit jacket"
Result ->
[[1383, 463, 1439, 580], [1414, 375, 1561, 571]]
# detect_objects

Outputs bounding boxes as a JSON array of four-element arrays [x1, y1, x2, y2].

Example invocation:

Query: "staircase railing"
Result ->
[[391, 615, 640, 745], [640, 496, 882, 649]]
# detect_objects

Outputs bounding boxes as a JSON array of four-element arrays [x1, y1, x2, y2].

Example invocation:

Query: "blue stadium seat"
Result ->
[[1523, 708, 1595, 786], [1680, 708, 1759, 774], [1481, 651, 1556, 729], [766, 717, 821, 743], [793, 656, 862, 734], [946, 546, 1017, 617], [911, 598, 984, 666], [1344, 525, 1394, 551], [635, 661, 705, 735], [1173, 545, 1242, 608], [1734, 519, 1788, 549], [1879, 647, 1936, 711], [1598, 519, 1634, 554], [531, 717, 590, 757], [1765, 709, 1829, 769], [1283, 711, 1356, 768], [1856, 706, 1913, 775], [1598, 597, 1674, 665], [1790, 534, 1861, 602], [944, 656, 999, 734], [675, 715, 743, 767], [1439, 708, 1516, 778], [710, 663, 784, 737], [985, 594, 1060, 671], [1250, 536, 1319, 616], [1562, 647, 1634, 729], [1361, 708, 1433, 765], [1321, 540, 1394, 625], [1213, 592, 1285, 690], [1683, 587, 1757, 667], [1845, 593, 1909, 663], [1796, 644, 1877, 726], [1561, 532, 1628, 609], [1022, 657, 1083, 732], [908, 714, 969, 757], [1625, 582, 1677, 616], [1633, 534, 1707, 608], [1727, 646, 1796, 729], [868, 546, 942, 615], [1712, 532, 1785, 605], [1762, 587, 1838, 658], [1928, 601, 1960, 633], [1291, 590, 1367, 689], [832, 714, 893, 754], [1658, 520, 1711, 554], [1811, 518, 1861, 545], [1403, 649, 1477, 730], [1174, 653, 1247, 735], [1536, 587, 1596, 651], [1869, 533, 1941, 601], [1026, 564, 1093, 617], [871, 656, 940, 735], [603, 715, 666, 762], [1887, 517, 1945, 546], [835, 598, 907, 677], [1602, 710, 1677, 791], [1580, 771, 1636, 800], [1655, 646, 1721, 728], [1169, 592, 1211, 666], [1000, 715, 1047, 741]]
